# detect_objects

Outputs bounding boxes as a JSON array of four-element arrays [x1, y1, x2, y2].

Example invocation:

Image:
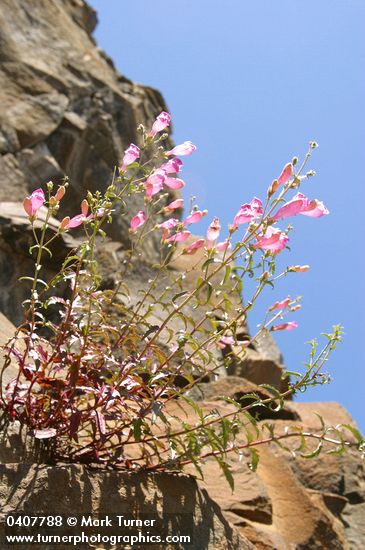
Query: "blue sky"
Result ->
[[89, 0, 365, 431]]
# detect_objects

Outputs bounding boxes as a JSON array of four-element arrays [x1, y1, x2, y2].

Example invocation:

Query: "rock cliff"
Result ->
[[0, 1, 363, 549]]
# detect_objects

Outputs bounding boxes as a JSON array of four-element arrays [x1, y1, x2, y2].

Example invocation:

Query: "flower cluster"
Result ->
[[0, 110, 352, 483]]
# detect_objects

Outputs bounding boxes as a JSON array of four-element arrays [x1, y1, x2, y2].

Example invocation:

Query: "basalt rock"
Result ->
[[0, 0, 176, 261]]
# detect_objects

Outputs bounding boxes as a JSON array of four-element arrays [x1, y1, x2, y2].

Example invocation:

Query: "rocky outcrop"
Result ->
[[0, 0, 174, 258], [0, 465, 253, 550]]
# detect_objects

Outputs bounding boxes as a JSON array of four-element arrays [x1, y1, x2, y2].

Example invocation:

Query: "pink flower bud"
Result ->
[[23, 188, 45, 218], [130, 210, 146, 233], [271, 321, 298, 331], [184, 210, 207, 225], [289, 265, 310, 272], [277, 162, 293, 186], [60, 216, 70, 231], [81, 199, 89, 217], [269, 297, 291, 311], [54, 185, 66, 203], [165, 199, 184, 211], [207, 217, 221, 243], [166, 141, 196, 157], [149, 111, 171, 138], [183, 238, 205, 255], [120, 144, 140, 172]]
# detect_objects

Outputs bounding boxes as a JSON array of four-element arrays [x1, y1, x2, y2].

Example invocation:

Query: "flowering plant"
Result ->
[[0, 113, 363, 486]]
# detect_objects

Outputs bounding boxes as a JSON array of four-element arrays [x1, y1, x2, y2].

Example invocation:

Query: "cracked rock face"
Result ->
[[0, 0, 173, 258]]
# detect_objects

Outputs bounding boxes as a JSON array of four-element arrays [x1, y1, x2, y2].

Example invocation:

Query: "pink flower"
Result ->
[[158, 218, 179, 240], [165, 230, 191, 243], [277, 162, 293, 185], [301, 199, 329, 218], [160, 158, 183, 174], [207, 217, 221, 243], [130, 210, 147, 233], [149, 111, 171, 138], [233, 197, 263, 226], [164, 177, 185, 190], [273, 193, 329, 220], [218, 336, 235, 349], [144, 169, 166, 197], [272, 193, 308, 220], [184, 210, 207, 225], [216, 239, 232, 252], [269, 297, 291, 311], [166, 141, 196, 157], [165, 199, 184, 211], [158, 218, 179, 230], [120, 144, 140, 171], [289, 265, 310, 272], [271, 321, 298, 331], [183, 239, 205, 254], [23, 188, 45, 218], [60, 199, 92, 229], [254, 227, 289, 253]]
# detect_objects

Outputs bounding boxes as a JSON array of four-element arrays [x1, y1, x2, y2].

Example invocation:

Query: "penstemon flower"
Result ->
[[130, 210, 147, 232], [149, 111, 172, 138], [120, 143, 140, 172], [271, 321, 298, 331], [166, 141, 197, 157], [23, 188, 45, 218], [255, 227, 289, 253]]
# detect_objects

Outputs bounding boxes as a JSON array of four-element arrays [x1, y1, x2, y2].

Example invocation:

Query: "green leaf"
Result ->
[[248, 448, 259, 471]]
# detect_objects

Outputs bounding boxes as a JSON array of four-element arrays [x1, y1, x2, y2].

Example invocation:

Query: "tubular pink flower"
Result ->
[[184, 210, 207, 226], [271, 321, 298, 331], [164, 177, 185, 190], [289, 265, 310, 272], [145, 170, 166, 197], [269, 297, 291, 311], [54, 185, 66, 203], [255, 227, 289, 253], [149, 111, 171, 138], [165, 230, 191, 243], [166, 141, 196, 157], [277, 162, 293, 185], [130, 210, 146, 233], [272, 193, 309, 220], [120, 144, 140, 171], [218, 336, 235, 349], [23, 188, 45, 218], [233, 197, 263, 226], [160, 158, 183, 174], [183, 239, 205, 255], [165, 199, 184, 211], [207, 217, 221, 243], [301, 199, 329, 218], [158, 218, 179, 230], [216, 239, 232, 252], [273, 193, 329, 220]]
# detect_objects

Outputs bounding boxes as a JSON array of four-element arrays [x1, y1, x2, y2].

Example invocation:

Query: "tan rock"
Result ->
[[0, 464, 253, 550]]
